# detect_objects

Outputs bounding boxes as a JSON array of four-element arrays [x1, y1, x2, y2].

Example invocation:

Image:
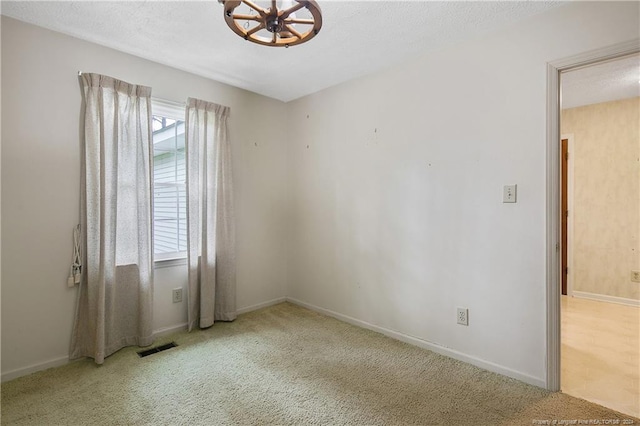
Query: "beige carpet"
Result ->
[[2, 302, 638, 425]]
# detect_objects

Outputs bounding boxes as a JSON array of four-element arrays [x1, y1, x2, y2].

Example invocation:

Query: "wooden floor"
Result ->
[[561, 295, 640, 417]]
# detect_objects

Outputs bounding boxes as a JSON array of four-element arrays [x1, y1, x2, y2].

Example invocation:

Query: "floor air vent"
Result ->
[[137, 342, 178, 358]]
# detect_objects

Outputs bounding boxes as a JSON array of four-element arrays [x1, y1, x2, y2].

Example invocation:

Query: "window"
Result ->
[[152, 108, 186, 260]]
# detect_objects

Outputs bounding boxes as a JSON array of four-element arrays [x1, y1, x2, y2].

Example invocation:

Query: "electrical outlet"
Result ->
[[631, 271, 640, 283], [172, 288, 183, 303], [457, 308, 469, 326]]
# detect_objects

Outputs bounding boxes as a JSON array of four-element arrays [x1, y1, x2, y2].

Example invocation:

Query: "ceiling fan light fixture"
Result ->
[[219, 0, 322, 47]]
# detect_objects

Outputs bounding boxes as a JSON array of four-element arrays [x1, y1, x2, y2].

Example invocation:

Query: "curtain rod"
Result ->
[[152, 97, 186, 107], [77, 71, 185, 106]]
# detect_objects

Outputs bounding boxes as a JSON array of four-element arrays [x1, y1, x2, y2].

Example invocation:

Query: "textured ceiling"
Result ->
[[562, 54, 640, 109], [2, 1, 567, 102]]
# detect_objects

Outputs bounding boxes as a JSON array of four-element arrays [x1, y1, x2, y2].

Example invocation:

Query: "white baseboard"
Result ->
[[154, 297, 286, 337], [153, 322, 188, 338], [1, 296, 287, 383], [3, 296, 546, 389], [286, 297, 546, 389], [1, 355, 70, 383], [572, 291, 640, 307], [237, 297, 286, 314], [2, 323, 188, 383]]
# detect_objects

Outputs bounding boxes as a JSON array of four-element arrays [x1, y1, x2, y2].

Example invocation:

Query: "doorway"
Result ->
[[555, 52, 640, 417], [545, 40, 640, 395]]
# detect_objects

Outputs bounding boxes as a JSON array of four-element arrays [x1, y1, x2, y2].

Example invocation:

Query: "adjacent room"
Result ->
[[1, 1, 639, 424], [560, 54, 640, 417]]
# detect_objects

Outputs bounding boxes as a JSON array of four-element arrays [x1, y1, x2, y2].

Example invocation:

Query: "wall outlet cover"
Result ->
[[503, 184, 517, 203], [457, 307, 469, 326], [172, 288, 183, 303]]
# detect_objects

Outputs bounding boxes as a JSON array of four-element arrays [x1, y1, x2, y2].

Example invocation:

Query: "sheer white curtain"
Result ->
[[70, 73, 154, 364], [186, 98, 236, 330]]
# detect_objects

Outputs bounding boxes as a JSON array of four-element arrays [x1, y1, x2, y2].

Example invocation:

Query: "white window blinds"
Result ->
[[153, 116, 186, 256]]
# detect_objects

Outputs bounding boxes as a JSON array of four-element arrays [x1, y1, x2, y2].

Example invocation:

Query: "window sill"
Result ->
[[154, 256, 187, 269]]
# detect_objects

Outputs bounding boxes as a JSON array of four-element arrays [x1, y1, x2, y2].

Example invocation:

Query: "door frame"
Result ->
[[545, 39, 639, 391], [561, 134, 574, 297]]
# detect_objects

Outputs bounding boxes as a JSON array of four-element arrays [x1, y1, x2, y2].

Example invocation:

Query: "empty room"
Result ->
[[1, 1, 639, 425]]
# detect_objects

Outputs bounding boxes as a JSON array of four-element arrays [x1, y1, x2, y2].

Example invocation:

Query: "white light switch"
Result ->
[[503, 184, 517, 203]]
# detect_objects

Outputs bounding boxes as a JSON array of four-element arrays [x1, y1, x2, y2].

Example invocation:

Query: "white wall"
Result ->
[[285, 1, 640, 386], [1, 17, 288, 378]]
